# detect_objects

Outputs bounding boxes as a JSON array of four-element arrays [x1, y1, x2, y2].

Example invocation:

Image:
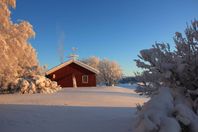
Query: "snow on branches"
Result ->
[[133, 20, 198, 132], [82, 56, 123, 86], [0, 0, 61, 94]]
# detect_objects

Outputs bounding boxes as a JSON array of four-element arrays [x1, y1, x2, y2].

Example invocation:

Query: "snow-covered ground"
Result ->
[[0, 86, 148, 132]]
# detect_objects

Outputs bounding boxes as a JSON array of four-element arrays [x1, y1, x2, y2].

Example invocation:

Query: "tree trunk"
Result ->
[[72, 74, 77, 88]]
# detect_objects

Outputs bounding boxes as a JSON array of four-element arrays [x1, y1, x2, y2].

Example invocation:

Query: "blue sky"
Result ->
[[11, 0, 198, 76]]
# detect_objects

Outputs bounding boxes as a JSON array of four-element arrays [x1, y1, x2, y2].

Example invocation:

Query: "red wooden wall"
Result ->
[[47, 63, 97, 87]]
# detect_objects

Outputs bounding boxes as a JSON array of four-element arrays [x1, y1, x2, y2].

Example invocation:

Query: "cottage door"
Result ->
[[72, 74, 77, 88]]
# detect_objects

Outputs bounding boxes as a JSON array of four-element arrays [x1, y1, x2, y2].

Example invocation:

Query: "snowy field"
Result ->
[[0, 86, 148, 132]]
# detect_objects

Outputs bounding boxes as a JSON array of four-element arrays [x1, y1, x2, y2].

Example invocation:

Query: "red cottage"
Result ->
[[46, 59, 99, 88]]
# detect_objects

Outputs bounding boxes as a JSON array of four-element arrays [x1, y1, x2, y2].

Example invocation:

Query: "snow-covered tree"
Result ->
[[81, 56, 100, 69], [133, 20, 198, 132], [82, 57, 123, 86], [98, 59, 122, 86], [0, 0, 61, 94]]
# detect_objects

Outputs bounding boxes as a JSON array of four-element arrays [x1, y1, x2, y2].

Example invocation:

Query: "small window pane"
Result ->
[[82, 75, 88, 83]]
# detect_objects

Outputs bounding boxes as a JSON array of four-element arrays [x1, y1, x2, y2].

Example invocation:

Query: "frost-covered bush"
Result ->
[[9, 75, 61, 94], [0, 0, 61, 94], [135, 20, 198, 96], [133, 20, 198, 132]]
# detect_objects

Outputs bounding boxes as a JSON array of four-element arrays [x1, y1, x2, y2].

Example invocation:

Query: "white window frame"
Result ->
[[82, 75, 88, 83]]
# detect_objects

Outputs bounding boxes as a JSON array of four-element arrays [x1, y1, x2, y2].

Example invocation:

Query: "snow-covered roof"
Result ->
[[46, 59, 99, 75]]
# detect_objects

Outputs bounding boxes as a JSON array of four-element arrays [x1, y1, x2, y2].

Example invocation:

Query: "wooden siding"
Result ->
[[47, 63, 96, 87]]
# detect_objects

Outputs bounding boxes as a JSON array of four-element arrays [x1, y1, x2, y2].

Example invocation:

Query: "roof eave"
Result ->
[[46, 59, 99, 75]]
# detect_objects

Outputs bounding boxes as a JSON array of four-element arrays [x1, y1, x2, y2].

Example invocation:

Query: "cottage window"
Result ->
[[82, 75, 88, 83]]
